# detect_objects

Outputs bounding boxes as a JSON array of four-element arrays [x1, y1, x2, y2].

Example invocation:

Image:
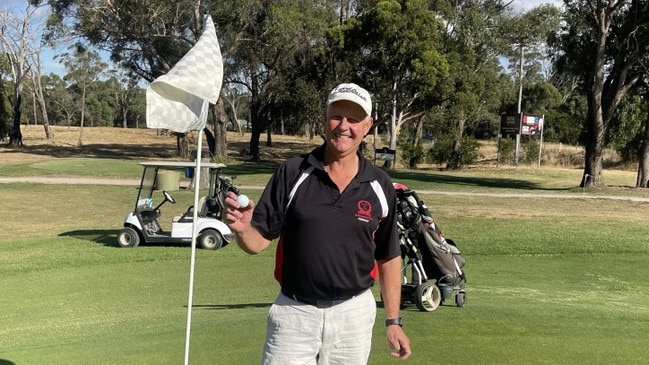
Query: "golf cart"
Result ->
[[117, 161, 239, 250]]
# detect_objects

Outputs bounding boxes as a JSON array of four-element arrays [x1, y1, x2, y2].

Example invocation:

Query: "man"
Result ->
[[224, 83, 411, 364]]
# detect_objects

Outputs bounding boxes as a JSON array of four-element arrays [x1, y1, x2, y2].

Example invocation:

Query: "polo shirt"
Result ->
[[251, 144, 401, 301]]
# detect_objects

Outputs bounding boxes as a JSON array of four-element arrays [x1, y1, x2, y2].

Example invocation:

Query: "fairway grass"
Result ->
[[2, 179, 649, 364]]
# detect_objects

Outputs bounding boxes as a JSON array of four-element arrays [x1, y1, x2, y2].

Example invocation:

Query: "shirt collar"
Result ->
[[306, 143, 375, 183]]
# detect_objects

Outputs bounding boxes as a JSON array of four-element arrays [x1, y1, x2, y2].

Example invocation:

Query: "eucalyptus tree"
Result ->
[[342, 0, 448, 168], [553, 0, 649, 187], [36, 0, 230, 156], [59, 45, 107, 146], [637, 78, 649, 187], [105, 71, 143, 129], [429, 0, 516, 169], [30, 53, 54, 139], [0, 4, 46, 146], [42, 73, 76, 127], [225, 0, 338, 161]]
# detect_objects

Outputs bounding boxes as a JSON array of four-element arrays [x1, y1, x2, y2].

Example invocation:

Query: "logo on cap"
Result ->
[[328, 83, 372, 117]]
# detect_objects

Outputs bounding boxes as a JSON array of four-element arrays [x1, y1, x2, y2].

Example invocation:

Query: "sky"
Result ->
[[2, 0, 65, 75], [513, 0, 563, 13], [2, 0, 563, 77]]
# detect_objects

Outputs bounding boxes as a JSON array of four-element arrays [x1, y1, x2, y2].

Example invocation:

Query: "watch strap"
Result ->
[[385, 317, 403, 327]]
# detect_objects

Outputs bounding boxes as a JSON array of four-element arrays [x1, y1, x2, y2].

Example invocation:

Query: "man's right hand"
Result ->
[[224, 191, 255, 232]]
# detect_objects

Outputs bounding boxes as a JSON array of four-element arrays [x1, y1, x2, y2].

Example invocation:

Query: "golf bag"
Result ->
[[394, 183, 467, 310]]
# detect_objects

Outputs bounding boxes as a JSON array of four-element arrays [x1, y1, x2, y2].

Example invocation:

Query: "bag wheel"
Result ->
[[455, 290, 467, 307], [415, 282, 441, 312]]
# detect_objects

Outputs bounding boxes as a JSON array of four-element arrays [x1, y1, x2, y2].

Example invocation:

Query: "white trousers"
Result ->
[[261, 289, 377, 365]]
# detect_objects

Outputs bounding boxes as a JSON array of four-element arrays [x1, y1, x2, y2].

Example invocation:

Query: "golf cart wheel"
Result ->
[[117, 227, 140, 248], [455, 290, 467, 307], [414, 282, 441, 312], [198, 229, 223, 250]]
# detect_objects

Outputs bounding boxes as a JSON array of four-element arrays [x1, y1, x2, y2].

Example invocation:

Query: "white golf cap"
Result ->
[[327, 83, 372, 118]]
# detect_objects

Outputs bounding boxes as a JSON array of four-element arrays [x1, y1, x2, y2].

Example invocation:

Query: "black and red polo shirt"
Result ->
[[251, 144, 401, 301]]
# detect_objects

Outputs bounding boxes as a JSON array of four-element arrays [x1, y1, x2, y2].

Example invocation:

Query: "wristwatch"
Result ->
[[385, 317, 403, 327]]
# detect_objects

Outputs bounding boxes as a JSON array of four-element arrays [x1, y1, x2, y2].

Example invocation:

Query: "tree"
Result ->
[[430, 0, 524, 169], [554, 0, 649, 187], [38, 0, 227, 157], [225, 0, 337, 161], [637, 78, 649, 187], [106, 71, 143, 128], [41, 74, 74, 127], [29, 52, 54, 139], [59, 44, 106, 146], [343, 0, 448, 168], [0, 4, 45, 146], [222, 84, 246, 134]]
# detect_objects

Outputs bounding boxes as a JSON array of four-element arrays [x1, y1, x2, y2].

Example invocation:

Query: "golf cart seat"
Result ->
[[174, 196, 207, 223]]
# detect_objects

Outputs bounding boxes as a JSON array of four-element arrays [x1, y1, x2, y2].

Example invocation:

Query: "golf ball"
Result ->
[[237, 194, 250, 208]]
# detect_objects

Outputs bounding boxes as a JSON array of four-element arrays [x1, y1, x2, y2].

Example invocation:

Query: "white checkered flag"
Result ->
[[144, 15, 224, 365], [146, 14, 223, 133]]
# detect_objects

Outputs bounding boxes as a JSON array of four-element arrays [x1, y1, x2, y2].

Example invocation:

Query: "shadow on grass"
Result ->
[[58, 229, 234, 250], [3, 143, 177, 160], [59, 229, 118, 246], [0, 360, 15, 365], [192, 303, 273, 310], [194, 301, 455, 312], [222, 161, 279, 178], [388, 170, 573, 192], [226, 140, 319, 165]]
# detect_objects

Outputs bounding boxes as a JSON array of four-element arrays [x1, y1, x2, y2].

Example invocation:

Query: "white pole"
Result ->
[[515, 45, 524, 166], [538, 115, 545, 167], [184, 129, 204, 365]]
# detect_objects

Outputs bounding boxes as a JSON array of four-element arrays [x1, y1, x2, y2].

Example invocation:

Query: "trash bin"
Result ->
[[156, 170, 180, 191]]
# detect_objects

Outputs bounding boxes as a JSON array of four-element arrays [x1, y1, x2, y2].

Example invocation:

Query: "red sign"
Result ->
[[520, 114, 544, 136]]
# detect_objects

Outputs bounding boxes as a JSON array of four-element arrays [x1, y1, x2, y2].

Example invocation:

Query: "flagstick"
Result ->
[[184, 129, 204, 365]]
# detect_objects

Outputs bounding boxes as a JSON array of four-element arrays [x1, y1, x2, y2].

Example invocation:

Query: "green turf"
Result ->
[[2, 162, 649, 364]]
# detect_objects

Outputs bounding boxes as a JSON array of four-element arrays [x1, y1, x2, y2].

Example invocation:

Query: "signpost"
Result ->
[[497, 113, 545, 167]]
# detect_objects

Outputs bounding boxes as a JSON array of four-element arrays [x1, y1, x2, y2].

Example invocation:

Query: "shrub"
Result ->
[[498, 138, 515, 164], [397, 133, 425, 169], [428, 136, 480, 167], [524, 138, 541, 165], [427, 135, 453, 165]]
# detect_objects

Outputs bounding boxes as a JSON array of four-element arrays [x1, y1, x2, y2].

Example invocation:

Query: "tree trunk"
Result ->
[[249, 124, 261, 161], [176, 133, 189, 158], [34, 81, 53, 139], [122, 107, 128, 128], [581, 92, 606, 187], [413, 115, 424, 143], [78, 86, 86, 147], [248, 75, 262, 161], [636, 107, 649, 188], [249, 94, 262, 161], [203, 101, 228, 159], [204, 127, 216, 158], [8, 95, 23, 146], [213, 99, 228, 158], [446, 117, 466, 170]]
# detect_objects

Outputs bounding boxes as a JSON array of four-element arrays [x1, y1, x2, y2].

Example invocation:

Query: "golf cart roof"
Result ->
[[139, 161, 226, 169]]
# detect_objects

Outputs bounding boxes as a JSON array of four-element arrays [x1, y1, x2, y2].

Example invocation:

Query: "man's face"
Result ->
[[324, 100, 373, 156]]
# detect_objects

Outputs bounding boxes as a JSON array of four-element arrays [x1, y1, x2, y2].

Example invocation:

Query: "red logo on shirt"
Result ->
[[355, 200, 373, 221]]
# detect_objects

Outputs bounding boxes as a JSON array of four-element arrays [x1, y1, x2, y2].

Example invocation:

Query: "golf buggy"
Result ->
[[117, 161, 239, 250]]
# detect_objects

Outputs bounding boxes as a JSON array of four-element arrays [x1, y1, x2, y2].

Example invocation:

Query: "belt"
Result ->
[[282, 290, 353, 309]]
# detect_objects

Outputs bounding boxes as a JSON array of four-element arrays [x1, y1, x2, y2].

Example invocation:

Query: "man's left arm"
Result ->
[[378, 256, 412, 360]]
